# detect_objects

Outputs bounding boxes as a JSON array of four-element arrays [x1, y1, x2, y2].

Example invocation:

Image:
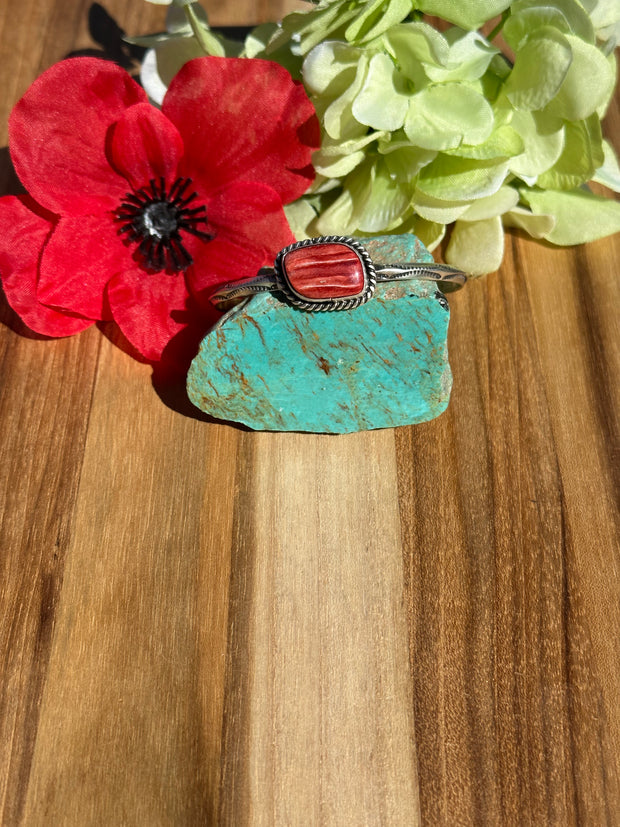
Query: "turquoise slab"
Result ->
[[187, 235, 453, 433]]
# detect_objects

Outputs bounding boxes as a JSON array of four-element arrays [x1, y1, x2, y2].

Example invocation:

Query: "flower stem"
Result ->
[[486, 9, 511, 42], [184, 3, 226, 57]]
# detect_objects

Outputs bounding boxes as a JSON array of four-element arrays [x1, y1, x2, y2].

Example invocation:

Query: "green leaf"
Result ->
[[504, 28, 572, 111], [404, 83, 494, 151], [536, 115, 604, 190], [414, 0, 512, 30], [446, 216, 504, 275], [352, 53, 410, 130], [417, 155, 510, 201], [520, 187, 620, 244], [544, 35, 615, 121]]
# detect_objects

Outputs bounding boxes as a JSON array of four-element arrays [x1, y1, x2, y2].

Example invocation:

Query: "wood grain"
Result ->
[[0, 1, 618, 825]]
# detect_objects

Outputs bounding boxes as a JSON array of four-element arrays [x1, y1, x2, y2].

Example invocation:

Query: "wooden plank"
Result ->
[[19, 339, 236, 825], [220, 431, 419, 824], [0, 0, 618, 823]]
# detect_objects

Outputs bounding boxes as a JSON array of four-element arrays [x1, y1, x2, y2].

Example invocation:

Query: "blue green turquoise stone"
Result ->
[[187, 235, 453, 433]]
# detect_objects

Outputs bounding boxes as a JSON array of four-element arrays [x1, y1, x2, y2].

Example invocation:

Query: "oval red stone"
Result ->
[[282, 242, 366, 300]]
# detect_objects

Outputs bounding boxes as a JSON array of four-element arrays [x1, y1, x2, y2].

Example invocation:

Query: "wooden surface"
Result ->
[[0, 1, 618, 824]]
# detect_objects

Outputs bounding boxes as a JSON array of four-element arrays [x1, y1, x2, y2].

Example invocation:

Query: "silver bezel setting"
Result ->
[[274, 236, 376, 312]]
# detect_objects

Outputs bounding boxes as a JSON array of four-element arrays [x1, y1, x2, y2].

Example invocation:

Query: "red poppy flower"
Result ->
[[0, 56, 318, 369]]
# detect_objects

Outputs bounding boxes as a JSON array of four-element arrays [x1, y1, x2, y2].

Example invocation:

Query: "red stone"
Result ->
[[282, 242, 366, 300]]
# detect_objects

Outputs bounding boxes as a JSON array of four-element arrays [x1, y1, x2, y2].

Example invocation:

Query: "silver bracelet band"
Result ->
[[210, 236, 467, 313]]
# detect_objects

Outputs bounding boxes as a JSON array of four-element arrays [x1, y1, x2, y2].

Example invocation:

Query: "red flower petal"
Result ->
[[38, 212, 132, 319], [109, 102, 184, 191], [0, 196, 94, 336], [163, 57, 319, 203], [9, 58, 146, 214], [188, 181, 295, 300], [106, 268, 196, 363]]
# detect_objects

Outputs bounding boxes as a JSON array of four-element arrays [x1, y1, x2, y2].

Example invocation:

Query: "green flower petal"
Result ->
[[458, 186, 520, 221], [520, 187, 620, 244], [502, 206, 556, 238], [415, 0, 512, 30], [352, 53, 410, 130], [410, 217, 446, 251], [446, 124, 524, 160], [355, 162, 413, 232], [504, 28, 572, 111], [345, 0, 414, 44], [536, 114, 604, 190], [413, 191, 471, 223], [503, 7, 573, 50], [505, 0, 595, 48], [424, 29, 499, 83], [386, 22, 449, 75], [544, 35, 615, 121], [593, 140, 620, 193], [303, 41, 361, 95], [446, 216, 504, 275], [323, 55, 370, 140], [380, 144, 437, 181], [283, 198, 317, 240], [313, 132, 385, 177], [417, 155, 510, 201], [508, 109, 565, 179], [404, 83, 494, 151]]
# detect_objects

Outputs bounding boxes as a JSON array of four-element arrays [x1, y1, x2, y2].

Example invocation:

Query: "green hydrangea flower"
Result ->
[[260, 0, 620, 274]]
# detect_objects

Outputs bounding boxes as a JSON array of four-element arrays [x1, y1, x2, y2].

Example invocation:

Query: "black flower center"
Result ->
[[115, 177, 212, 272]]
